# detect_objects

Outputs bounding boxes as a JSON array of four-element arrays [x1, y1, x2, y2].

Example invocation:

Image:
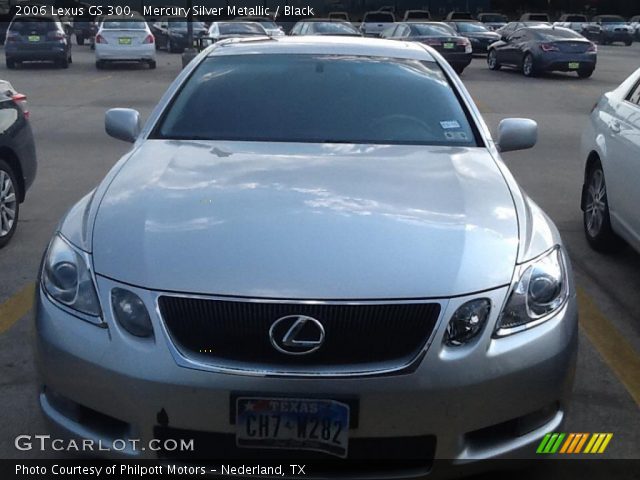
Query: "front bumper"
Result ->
[[95, 43, 155, 61], [35, 274, 578, 475]]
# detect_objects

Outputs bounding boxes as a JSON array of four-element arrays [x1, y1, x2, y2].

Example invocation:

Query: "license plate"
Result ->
[[236, 397, 349, 458], [118, 37, 132, 45], [443, 42, 455, 49], [27, 35, 40, 42], [568, 62, 580, 69]]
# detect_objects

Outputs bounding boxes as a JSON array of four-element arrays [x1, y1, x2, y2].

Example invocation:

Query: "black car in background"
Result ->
[[0, 80, 36, 249], [5, 15, 72, 68], [446, 20, 500, 53], [488, 26, 597, 78], [381, 22, 472, 74], [151, 18, 207, 53]]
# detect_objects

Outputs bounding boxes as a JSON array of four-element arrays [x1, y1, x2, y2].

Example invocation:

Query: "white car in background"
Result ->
[[95, 18, 156, 69], [581, 67, 640, 253], [359, 11, 395, 37]]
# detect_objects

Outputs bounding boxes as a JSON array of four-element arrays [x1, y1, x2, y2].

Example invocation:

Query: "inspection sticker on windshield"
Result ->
[[445, 131, 468, 141], [440, 120, 461, 129]]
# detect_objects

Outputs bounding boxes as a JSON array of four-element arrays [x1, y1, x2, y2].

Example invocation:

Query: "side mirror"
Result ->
[[497, 118, 537, 153], [501, 34, 509, 41], [105, 108, 140, 143]]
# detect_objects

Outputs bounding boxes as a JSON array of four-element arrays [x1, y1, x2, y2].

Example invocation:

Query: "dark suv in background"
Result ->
[[0, 80, 36, 248], [5, 15, 72, 68]]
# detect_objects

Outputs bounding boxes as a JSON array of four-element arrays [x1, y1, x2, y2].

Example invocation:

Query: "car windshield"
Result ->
[[599, 16, 625, 23], [534, 28, 584, 40], [405, 12, 430, 20], [103, 20, 146, 30], [218, 23, 265, 35], [527, 15, 549, 21], [169, 20, 205, 29], [455, 22, 489, 33], [412, 24, 455, 36], [10, 17, 57, 34], [313, 22, 358, 34], [565, 16, 587, 22], [258, 21, 278, 29], [156, 54, 477, 146], [481, 15, 507, 22], [364, 13, 394, 22]]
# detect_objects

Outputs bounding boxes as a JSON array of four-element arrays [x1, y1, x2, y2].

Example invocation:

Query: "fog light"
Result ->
[[111, 288, 153, 337], [444, 299, 491, 346]]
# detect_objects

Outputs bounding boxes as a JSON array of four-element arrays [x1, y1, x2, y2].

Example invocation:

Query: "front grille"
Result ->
[[159, 296, 441, 374]]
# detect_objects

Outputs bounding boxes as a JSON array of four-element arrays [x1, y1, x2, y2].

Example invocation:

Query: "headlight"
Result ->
[[42, 235, 101, 317], [111, 288, 153, 337], [444, 298, 491, 346], [496, 246, 569, 336]]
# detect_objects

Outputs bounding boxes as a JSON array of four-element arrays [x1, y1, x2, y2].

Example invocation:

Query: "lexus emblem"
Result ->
[[269, 315, 325, 355]]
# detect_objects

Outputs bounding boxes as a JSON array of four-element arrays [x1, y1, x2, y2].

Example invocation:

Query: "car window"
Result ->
[[565, 16, 587, 22], [10, 17, 58, 34], [102, 20, 146, 30], [396, 25, 410, 36], [598, 16, 625, 23], [312, 22, 358, 34], [533, 28, 583, 40], [364, 13, 394, 22], [169, 20, 204, 29], [155, 54, 478, 146], [481, 14, 507, 23], [218, 22, 265, 35], [626, 80, 640, 106], [411, 24, 455, 36], [455, 22, 489, 33]]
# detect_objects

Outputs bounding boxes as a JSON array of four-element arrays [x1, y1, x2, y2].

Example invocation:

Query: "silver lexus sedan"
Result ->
[[35, 37, 577, 474]]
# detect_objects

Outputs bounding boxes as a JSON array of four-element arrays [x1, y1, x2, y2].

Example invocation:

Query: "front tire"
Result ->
[[0, 159, 19, 249], [148, 60, 156, 69], [522, 53, 536, 77], [95, 60, 105, 69], [58, 56, 69, 69], [583, 162, 624, 252], [5, 58, 16, 69], [487, 49, 501, 70]]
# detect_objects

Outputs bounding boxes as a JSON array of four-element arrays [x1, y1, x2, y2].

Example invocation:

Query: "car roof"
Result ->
[[206, 36, 435, 61]]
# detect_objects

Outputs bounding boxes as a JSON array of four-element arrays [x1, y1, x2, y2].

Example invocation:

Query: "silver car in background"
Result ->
[[581, 67, 640, 253], [36, 37, 577, 474]]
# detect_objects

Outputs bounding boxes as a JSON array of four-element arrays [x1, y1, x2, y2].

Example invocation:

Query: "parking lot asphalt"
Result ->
[[0, 42, 638, 462]]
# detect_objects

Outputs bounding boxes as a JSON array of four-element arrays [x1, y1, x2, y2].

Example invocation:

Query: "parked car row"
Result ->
[[4, 14, 157, 70]]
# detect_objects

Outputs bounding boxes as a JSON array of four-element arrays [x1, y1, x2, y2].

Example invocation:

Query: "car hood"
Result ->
[[92, 141, 519, 299]]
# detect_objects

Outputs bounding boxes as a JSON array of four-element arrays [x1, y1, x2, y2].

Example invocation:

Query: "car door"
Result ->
[[501, 30, 527, 65], [606, 80, 640, 241]]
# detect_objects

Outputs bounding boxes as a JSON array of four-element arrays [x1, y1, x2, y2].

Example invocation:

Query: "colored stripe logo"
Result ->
[[537, 433, 613, 454]]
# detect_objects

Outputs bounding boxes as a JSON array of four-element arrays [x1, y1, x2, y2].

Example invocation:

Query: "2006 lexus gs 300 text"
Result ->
[[35, 37, 577, 476]]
